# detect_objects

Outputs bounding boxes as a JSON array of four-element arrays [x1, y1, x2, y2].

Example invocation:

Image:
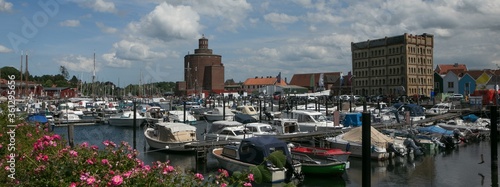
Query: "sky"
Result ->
[[1, 0, 500, 87]]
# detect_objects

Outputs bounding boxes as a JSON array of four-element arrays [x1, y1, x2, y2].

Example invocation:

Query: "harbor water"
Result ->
[[53, 122, 499, 187]]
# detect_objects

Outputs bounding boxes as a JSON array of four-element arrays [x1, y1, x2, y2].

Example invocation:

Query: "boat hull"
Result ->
[[108, 118, 145, 127], [301, 162, 346, 176], [212, 148, 299, 183], [291, 146, 350, 162], [144, 129, 195, 152]]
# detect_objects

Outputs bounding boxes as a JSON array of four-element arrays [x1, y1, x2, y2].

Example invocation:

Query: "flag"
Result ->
[[275, 72, 281, 84]]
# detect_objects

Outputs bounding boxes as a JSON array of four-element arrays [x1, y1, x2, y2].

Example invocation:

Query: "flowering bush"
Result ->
[[0, 123, 264, 187]]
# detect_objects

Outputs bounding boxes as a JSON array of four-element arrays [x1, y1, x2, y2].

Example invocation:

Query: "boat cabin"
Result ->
[[221, 136, 292, 165]]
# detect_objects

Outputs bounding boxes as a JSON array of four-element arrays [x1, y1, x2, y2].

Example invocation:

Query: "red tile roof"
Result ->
[[243, 76, 286, 86], [435, 64, 467, 75]]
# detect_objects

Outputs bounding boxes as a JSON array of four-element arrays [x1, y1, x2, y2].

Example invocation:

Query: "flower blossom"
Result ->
[[248, 173, 254, 182], [218, 169, 229, 177], [243, 182, 252, 186], [101, 159, 109, 165], [69, 150, 78, 157], [195, 173, 204, 180], [111, 175, 123, 186], [86, 176, 96, 185]]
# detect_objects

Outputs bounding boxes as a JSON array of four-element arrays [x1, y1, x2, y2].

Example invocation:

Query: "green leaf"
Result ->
[[268, 151, 286, 168], [258, 165, 272, 183], [249, 166, 263, 184]]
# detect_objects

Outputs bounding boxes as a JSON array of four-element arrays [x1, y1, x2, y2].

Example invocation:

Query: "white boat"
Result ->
[[212, 136, 302, 183], [203, 107, 235, 121], [167, 110, 197, 125], [425, 102, 453, 116], [232, 105, 259, 119], [288, 110, 342, 132], [244, 122, 278, 135], [204, 120, 253, 141], [56, 112, 82, 124], [325, 126, 399, 161], [108, 111, 146, 127], [144, 122, 197, 152]]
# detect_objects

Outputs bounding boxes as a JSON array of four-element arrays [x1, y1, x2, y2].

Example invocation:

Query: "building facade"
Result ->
[[351, 33, 434, 97], [183, 35, 225, 96]]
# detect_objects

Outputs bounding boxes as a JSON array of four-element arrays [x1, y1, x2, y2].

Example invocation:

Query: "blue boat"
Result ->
[[26, 113, 49, 124]]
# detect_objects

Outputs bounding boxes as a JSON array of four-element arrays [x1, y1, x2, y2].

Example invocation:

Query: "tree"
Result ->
[[43, 80, 54, 87], [59, 66, 69, 80], [0, 66, 20, 80]]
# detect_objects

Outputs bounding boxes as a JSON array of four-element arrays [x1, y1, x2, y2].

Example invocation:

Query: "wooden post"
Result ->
[[490, 106, 499, 186], [67, 124, 74, 148], [362, 112, 371, 187], [133, 101, 137, 150]]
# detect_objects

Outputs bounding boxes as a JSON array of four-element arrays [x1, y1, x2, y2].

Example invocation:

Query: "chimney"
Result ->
[[454, 63, 458, 67]]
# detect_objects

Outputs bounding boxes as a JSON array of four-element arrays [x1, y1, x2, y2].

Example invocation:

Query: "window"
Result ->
[[448, 82, 454, 88]]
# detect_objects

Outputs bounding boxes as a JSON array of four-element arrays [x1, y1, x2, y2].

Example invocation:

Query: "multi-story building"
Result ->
[[351, 33, 434, 97], [181, 35, 225, 96]]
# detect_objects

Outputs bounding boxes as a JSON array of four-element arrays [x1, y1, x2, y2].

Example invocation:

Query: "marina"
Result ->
[[5, 96, 500, 186]]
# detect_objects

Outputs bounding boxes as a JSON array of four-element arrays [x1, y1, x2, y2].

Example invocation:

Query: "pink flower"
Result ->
[[243, 182, 252, 186], [69, 182, 77, 187], [162, 165, 175, 174], [103, 140, 110, 146], [218, 169, 229, 177], [80, 172, 89, 181], [123, 171, 132, 178], [248, 173, 254, 182], [220, 183, 227, 187], [86, 159, 94, 165], [86, 176, 96, 185], [52, 134, 61, 140], [195, 173, 204, 180], [101, 159, 109, 165], [80, 142, 89, 148], [90, 145, 99, 150], [69, 150, 78, 157], [27, 133, 32, 137], [111, 175, 123, 186], [127, 154, 133, 159]]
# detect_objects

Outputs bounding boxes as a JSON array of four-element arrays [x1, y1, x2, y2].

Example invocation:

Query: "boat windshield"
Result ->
[[312, 114, 327, 122], [234, 130, 246, 136], [260, 126, 273, 132]]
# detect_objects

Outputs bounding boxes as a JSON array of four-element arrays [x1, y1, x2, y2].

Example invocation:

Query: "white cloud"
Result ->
[[78, 0, 117, 13], [0, 44, 12, 53], [96, 22, 117, 34], [0, 0, 12, 12], [127, 2, 201, 42], [59, 20, 80, 27], [263, 13, 298, 24], [102, 39, 168, 68], [56, 55, 99, 73]]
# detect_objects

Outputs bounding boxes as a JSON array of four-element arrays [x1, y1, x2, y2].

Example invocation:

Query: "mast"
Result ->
[[19, 51, 23, 98], [92, 51, 96, 101], [25, 51, 29, 97]]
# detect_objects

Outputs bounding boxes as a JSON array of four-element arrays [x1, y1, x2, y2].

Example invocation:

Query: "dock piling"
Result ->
[[490, 106, 498, 187]]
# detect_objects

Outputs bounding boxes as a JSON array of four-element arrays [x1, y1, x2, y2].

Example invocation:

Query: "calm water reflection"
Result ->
[[53, 124, 499, 187]]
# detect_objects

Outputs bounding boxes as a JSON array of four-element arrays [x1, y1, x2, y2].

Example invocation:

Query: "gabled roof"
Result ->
[[465, 70, 488, 79], [435, 64, 467, 75], [289, 72, 341, 87], [243, 76, 286, 86], [449, 69, 466, 77]]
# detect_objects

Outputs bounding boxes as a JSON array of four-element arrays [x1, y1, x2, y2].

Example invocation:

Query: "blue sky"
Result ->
[[1, 0, 500, 86]]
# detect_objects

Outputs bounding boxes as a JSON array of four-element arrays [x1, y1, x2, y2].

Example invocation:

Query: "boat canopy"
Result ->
[[234, 113, 258, 124], [238, 136, 290, 165], [341, 126, 394, 148]]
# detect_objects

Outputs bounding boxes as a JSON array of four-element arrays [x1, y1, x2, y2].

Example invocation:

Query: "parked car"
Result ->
[[448, 94, 463, 101]]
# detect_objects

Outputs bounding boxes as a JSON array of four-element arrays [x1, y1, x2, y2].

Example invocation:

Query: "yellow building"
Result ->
[[351, 33, 434, 97]]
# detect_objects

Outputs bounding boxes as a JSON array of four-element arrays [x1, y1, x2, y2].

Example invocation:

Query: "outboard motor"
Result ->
[[403, 137, 424, 156], [284, 158, 304, 184]]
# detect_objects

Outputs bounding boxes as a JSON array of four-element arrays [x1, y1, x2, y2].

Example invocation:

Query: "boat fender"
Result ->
[[345, 143, 350, 152]]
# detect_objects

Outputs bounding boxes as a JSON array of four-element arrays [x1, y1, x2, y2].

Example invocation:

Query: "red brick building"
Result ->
[[182, 35, 225, 96]]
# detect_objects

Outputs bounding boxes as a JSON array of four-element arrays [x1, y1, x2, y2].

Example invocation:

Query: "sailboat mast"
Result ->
[[92, 51, 96, 101], [25, 51, 29, 97], [19, 51, 23, 98]]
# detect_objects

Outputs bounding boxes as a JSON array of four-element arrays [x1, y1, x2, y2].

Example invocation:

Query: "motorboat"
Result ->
[[144, 122, 197, 152], [232, 105, 259, 119], [108, 110, 146, 127], [290, 145, 351, 163], [203, 107, 235, 121], [288, 110, 342, 132], [203, 121, 253, 141], [166, 110, 197, 125], [325, 126, 406, 160], [291, 152, 347, 176], [425, 102, 453, 116], [212, 136, 303, 183], [393, 103, 426, 122]]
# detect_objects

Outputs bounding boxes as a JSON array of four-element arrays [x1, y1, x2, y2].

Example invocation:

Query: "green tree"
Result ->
[[43, 80, 54, 87], [0, 66, 20, 80], [59, 65, 69, 80]]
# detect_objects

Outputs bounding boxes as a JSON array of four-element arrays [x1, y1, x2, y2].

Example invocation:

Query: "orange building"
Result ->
[[242, 76, 286, 94]]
